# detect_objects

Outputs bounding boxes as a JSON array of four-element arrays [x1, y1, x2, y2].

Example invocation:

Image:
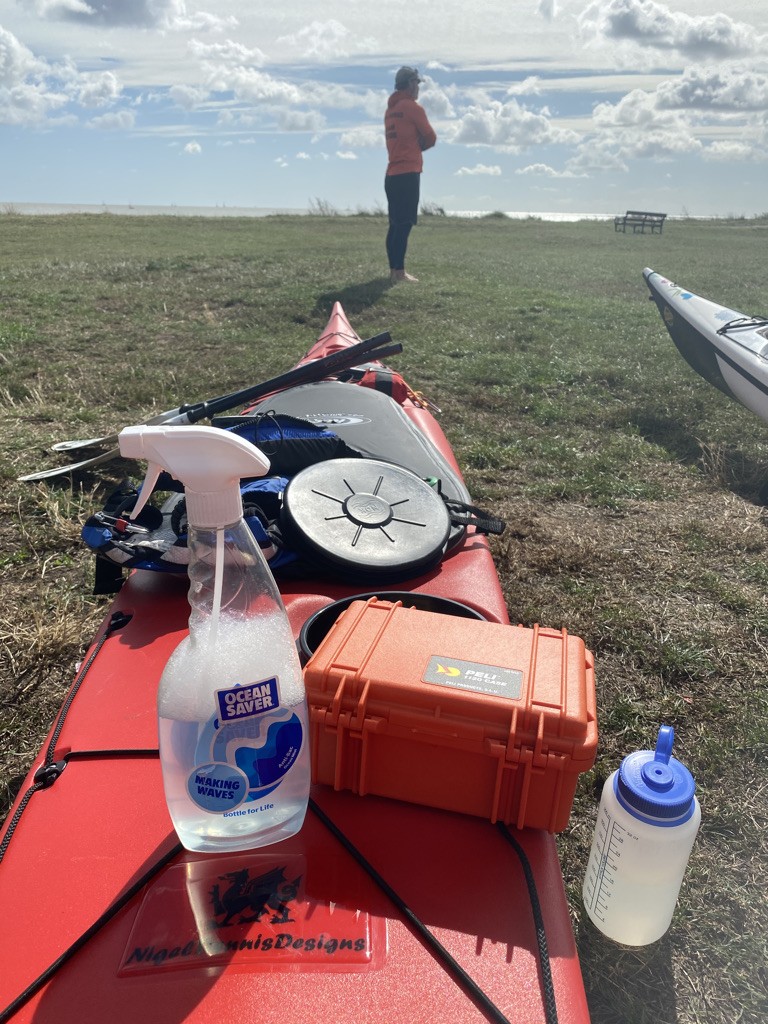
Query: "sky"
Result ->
[[1, 0, 767, 217]]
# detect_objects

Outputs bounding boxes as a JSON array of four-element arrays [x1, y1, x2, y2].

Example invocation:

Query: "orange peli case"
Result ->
[[304, 597, 597, 832]]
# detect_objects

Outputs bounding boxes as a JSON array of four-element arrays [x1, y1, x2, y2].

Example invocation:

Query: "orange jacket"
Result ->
[[385, 92, 437, 176]]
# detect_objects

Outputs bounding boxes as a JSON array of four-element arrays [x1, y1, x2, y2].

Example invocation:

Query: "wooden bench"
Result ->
[[614, 210, 667, 234]]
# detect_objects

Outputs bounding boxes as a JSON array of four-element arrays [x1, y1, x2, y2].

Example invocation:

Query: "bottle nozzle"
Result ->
[[118, 424, 271, 529], [654, 725, 675, 765]]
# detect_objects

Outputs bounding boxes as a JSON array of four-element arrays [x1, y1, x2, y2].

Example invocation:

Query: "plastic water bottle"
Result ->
[[119, 424, 311, 853], [582, 726, 701, 945]]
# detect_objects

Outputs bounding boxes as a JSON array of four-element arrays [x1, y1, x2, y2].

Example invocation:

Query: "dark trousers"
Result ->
[[385, 172, 420, 270]]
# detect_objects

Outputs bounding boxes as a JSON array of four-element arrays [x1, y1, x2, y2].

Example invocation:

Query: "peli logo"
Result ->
[[424, 655, 524, 699], [434, 663, 461, 677], [119, 853, 384, 975]]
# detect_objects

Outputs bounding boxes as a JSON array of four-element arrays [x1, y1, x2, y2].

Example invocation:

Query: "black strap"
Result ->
[[717, 315, 768, 335], [311, 798, 559, 1024], [444, 497, 506, 536], [498, 823, 559, 1024]]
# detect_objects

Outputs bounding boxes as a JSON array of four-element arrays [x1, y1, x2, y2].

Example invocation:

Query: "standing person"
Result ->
[[384, 66, 436, 284]]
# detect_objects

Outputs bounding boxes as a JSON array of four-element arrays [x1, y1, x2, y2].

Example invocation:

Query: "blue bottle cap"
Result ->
[[615, 726, 697, 824]]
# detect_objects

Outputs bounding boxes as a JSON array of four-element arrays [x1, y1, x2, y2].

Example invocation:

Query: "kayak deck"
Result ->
[[0, 303, 591, 1024]]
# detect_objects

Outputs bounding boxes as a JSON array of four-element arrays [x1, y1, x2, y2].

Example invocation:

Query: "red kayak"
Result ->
[[0, 304, 594, 1024]]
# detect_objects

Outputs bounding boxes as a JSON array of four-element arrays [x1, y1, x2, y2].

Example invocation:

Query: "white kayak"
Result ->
[[644, 268, 768, 425]]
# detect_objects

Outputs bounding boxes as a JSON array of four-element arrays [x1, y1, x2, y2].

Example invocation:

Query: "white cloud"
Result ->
[[451, 98, 577, 152], [573, 74, 705, 174], [456, 163, 502, 176], [76, 69, 122, 108], [537, 0, 557, 21], [89, 108, 136, 129], [277, 19, 376, 61], [163, 3, 237, 33], [0, 24, 131, 126], [565, 136, 630, 173], [336, 150, 357, 160], [655, 66, 768, 112], [204, 67, 303, 105], [579, 0, 763, 59], [169, 83, 208, 110], [621, 128, 701, 159], [183, 139, 202, 153], [26, 0, 98, 14], [506, 77, 542, 97], [279, 109, 326, 132], [339, 126, 384, 148], [188, 39, 266, 66], [0, 24, 46, 88], [419, 78, 455, 118], [587, 67, 768, 165], [302, 82, 385, 118], [701, 140, 764, 162], [516, 162, 583, 178], [26, 0, 236, 32], [0, 82, 66, 125], [593, 88, 678, 128]]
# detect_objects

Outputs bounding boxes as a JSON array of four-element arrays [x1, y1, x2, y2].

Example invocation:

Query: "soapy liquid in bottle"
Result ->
[[158, 613, 310, 853]]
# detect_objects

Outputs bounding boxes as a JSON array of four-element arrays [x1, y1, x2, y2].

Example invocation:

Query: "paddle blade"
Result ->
[[51, 436, 118, 452], [18, 448, 122, 482]]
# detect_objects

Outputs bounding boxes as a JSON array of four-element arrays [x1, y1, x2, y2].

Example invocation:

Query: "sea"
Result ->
[[3, 202, 616, 222]]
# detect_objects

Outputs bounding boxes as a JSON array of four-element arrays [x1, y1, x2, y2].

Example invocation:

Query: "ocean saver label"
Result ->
[[186, 676, 305, 813], [216, 676, 280, 721], [424, 656, 523, 699]]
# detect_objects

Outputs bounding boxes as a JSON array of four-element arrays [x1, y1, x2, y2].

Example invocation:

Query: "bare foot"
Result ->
[[390, 270, 419, 283]]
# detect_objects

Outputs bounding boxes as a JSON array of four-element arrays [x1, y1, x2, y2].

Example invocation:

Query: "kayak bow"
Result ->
[[644, 268, 768, 425]]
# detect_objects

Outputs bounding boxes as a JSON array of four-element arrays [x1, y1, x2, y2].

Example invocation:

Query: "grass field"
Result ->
[[1, 210, 766, 1023]]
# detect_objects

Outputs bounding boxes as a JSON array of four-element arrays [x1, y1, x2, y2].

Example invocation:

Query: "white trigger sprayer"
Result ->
[[118, 424, 311, 853]]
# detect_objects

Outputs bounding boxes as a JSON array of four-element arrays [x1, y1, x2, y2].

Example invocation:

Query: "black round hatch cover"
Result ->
[[281, 458, 451, 581]]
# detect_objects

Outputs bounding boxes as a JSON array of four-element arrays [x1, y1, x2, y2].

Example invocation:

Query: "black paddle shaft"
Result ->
[[180, 331, 396, 424], [18, 332, 400, 482]]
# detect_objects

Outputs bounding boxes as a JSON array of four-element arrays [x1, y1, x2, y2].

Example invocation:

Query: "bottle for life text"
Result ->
[[582, 726, 701, 945], [119, 424, 311, 853]]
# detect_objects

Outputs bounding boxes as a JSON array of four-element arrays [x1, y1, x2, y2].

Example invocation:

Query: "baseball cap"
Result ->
[[395, 66, 422, 90]]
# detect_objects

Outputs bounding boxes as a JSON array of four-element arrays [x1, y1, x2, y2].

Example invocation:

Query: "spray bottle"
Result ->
[[582, 726, 701, 945], [118, 423, 310, 853]]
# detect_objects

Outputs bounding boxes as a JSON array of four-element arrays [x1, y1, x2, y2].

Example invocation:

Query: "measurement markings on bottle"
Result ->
[[585, 812, 631, 920]]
